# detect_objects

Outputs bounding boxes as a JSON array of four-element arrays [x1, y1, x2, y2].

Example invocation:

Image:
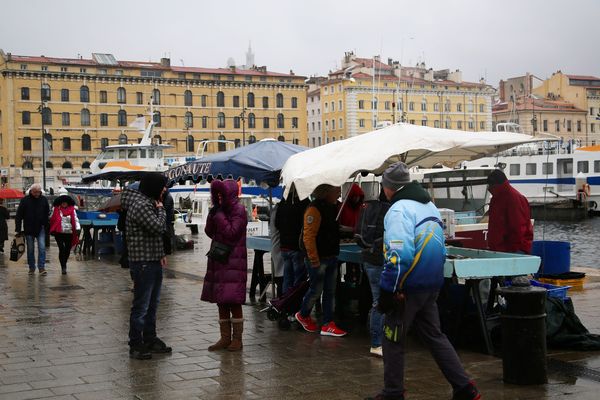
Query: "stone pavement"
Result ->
[[1, 240, 600, 400]]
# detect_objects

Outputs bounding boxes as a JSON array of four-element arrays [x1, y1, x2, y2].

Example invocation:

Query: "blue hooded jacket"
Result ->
[[380, 182, 446, 293]]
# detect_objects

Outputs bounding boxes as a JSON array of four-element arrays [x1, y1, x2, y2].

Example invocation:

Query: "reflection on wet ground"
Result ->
[[1, 234, 600, 399]]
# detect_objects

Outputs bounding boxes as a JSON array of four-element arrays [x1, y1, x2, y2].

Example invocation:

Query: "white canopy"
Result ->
[[282, 123, 545, 199]]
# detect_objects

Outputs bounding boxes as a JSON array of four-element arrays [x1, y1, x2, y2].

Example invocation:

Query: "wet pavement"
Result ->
[[1, 236, 600, 400]]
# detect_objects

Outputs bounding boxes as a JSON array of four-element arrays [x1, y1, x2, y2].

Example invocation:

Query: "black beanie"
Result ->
[[487, 169, 507, 186], [139, 172, 167, 200]]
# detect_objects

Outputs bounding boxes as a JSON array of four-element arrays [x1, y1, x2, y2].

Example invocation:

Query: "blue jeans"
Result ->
[[364, 262, 385, 347], [300, 257, 338, 325], [25, 230, 46, 271], [129, 261, 163, 346], [282, 249, 306, 293]]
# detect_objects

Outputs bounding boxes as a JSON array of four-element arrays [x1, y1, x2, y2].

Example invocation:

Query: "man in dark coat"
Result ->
[[487, 169, 533, 253], [0, 199, 9, 254], [15, 184, 50, 274]]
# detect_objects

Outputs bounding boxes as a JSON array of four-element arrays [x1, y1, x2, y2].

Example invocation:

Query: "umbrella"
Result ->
[[281, 123, 549, 199], [52, 194, 76, 207], [0, 188, 24, 200], [98, 182, 139, 212]]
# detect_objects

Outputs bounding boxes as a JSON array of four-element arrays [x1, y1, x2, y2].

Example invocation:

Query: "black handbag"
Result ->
[[206, 240, 232, 263]]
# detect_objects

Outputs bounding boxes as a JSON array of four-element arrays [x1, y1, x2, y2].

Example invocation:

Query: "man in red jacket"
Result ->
[[487, 170, 533, 253]]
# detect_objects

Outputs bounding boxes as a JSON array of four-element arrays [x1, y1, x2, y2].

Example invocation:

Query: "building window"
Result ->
[[22, 111, 31, 125], [59, 88, 69, 102], [434, 103, 439, 112], [577, 120, 582, 132], [118, 133, 128, 144], [325, 120, 329, 131], [185, 112, 193, 128], [291, 97, 298, 108], [567, 120, 572, 132], [117, 87, 126, 104], [247, 92, 255, 107], [41, 84, 51, 101], [276, 93, 284, 108], [339, 100, 343, 111], [62, 161, 73, 169], [133, 92, 142, 105], [468, 120, 474, 130], [99, 90, 107, 103], [457, 120, 463, 129], [217, 134, 227, 151], [100, 138, 109, 149], [409, 102, 414, 111], [510, 164, 520, 176], [434, 120, 440, 128], [118, 110, 127, 126], [277, 113, 284, 128], [153, 111, 161, 127], [80, 86, 89, 102], [233, 95, 240, 108], [372, 100, 378, 109], [331, 119, 335, 130], [555, 120, 560, 132], [82, 161, 91, 169], [277, 135, 285, 142], [421, 100, 427, 111], [480, 121, 485, 130], [184, 90, 193, 106], [543, 120, 548, 132], [23, 137, 32, 151], [234, 116, 240, 129], [263, 117, 270, 128], [202, 116, 208, 128], [468, 101, 474, 113], [359, 100, 365, 109], [186, 135, 194, 152], [20, 64, 27, 70], [22, 161, 34, 169], [444, 101, 450, 112], [577, 161, 589, 173], [525, 163, 537, 175], [154, 135, 162, 144], [42, 107, 52, 125], [421, 118, 427, 126], [62, 137, 71, 151], [62, 112, 70, 126], [262, 96, 269, 108], [592, 123, 596, 133], [81, 134, 91, 151], [81, 109, 90, 126], [445, 119, 451, 129], [21, 87, 30, 100], [248, 135, 257, 144], [542, 162, 553, 175], [339, 118, 343, 129], [457, 103, 462, 112], [248, 113, 256, 128], [100, 113, 108, 126], [217, 112, 226, 128], [43, 161, 53, 169], [216, 91, 225, 107], [331, 101, 335, 112], [359, 119, 365, 128], [479, 104, 484, 113], [152, 89, 160, 105]]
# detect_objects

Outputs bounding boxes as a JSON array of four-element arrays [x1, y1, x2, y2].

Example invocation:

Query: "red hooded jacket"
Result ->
[[487, 180, 533, 253], [339, 184, 365, 229]]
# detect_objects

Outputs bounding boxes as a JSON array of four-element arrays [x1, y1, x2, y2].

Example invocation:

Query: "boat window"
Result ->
[[156, 150, 163, 158], [148, 150, 155, 158], [103, 150, 115, 160], [542, 163, 553, 175], [140, 149, 146, 158], [577, 161, 589, 173], [509, 164, 520, 176], [525, 163, 537, 175], [128, 150, 138, 159], [119, 149, 126, 159], [595, 161, 600, 173], [562, 161, 573, 174]]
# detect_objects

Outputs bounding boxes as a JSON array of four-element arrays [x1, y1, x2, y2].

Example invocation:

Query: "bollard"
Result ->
[[497, 281, 547, 385]]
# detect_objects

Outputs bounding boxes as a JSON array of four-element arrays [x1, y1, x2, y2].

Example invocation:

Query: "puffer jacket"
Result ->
[[201, 180, 248, 304], [381, 182, 446, 293]]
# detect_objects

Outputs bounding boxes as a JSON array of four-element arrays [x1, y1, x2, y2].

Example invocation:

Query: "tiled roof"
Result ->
[[352, 57, 394, 70], [171, 66, 296, 78], [566, 74, 600, 81], [493, 98, 586, 113], [341, 72, 487, 88]]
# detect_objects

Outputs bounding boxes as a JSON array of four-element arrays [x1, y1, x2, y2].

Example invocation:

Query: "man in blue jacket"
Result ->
[[367, 162, 480, 400]]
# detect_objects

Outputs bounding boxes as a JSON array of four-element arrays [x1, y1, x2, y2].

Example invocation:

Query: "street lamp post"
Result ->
[[240, 107, 247, 146], [37, 104, 47, 192]]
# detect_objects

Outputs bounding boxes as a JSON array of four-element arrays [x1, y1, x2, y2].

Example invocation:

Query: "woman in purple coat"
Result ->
[[201, 179, 248, 351]]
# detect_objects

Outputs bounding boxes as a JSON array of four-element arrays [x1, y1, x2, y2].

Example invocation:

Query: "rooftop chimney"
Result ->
[[160, 57, 170, 67]]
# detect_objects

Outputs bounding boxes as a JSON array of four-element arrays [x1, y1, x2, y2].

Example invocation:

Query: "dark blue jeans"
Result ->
[[129, 261, 163, 347], [282, 249, 307, 293], [25, 230, 46, 271], [364, 262, 384, 347], [299, 257, 338, 325]]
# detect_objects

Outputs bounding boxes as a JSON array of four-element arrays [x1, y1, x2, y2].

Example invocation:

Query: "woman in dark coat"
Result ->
[[0, 199, 9, 254], [201, 179, 248, 351]]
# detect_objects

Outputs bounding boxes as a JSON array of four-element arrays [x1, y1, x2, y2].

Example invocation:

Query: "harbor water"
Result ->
[[534, 218, 600, 269]]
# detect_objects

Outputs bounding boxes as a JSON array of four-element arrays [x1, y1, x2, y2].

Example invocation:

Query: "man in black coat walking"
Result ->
[[15, 184, 50, 275]]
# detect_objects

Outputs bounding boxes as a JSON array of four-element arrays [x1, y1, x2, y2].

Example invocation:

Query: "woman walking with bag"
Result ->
[[201, 179, 248, 351], [49, 195, 80, 274]]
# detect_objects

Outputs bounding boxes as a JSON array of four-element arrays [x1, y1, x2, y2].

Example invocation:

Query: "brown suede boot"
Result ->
[[227, 318, 243, 351], [208, 319, 231, 351]]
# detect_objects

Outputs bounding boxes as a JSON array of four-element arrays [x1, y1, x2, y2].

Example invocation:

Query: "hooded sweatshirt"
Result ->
[[339, 184, 365, 228], [380, 181, 446, 293]]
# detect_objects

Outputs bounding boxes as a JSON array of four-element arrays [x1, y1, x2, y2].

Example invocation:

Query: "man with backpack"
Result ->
[[366, 162, 480, 400]]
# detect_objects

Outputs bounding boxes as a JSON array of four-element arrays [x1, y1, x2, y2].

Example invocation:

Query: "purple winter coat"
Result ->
[[201, 179, 248, 304]]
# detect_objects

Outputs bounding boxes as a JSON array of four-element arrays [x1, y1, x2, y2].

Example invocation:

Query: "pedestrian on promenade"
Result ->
[[367, 162, 480, 400], [122, 173, 172, 360], [487, 169, 533, 254], [275, 188, 310, 294], [49, 195, 80, 274], [295, 184, 348, 337], [201, 179, 248, 352], [15, 184, 50, 275], [0, 199, 9, 254]]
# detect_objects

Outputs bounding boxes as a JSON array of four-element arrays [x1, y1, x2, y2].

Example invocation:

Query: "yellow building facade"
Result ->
[[310, 53, 494, 147], [0, 50, 306, 190]]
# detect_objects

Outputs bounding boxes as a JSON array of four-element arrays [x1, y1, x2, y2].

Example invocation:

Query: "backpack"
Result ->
[[354, 200, 390, 265]]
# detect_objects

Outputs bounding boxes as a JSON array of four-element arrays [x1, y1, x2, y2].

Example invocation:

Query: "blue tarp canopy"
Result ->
[[165, 139, 307, 188]]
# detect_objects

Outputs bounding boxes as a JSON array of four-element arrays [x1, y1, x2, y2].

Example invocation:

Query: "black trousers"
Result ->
[[54, 233, 72, 269]]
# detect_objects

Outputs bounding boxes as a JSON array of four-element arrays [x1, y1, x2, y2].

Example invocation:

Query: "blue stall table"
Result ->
[[78, 219, 119, 258]]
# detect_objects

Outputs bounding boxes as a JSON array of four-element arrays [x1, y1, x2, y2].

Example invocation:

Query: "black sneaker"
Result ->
[[28, 269, 35, 275], [145, 337, 172, 354], [39, 269, 47, 276], [129, 344, 152, 360], [453, 381, 481, 400], [61, 268, 67, 275]]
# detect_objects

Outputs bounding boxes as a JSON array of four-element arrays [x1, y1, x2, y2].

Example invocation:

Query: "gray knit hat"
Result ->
[[381, 162, 411, 191]]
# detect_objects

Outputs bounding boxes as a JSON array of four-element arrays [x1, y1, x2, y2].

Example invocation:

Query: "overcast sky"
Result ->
[[2, 0, 598, 86]]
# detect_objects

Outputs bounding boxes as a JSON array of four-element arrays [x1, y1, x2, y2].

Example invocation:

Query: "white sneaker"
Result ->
[[370, 346, 383, 357]]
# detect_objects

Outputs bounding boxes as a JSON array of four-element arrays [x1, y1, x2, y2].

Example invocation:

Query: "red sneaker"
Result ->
[[295, 311, 318, 333], [320, 322, 347, 337]]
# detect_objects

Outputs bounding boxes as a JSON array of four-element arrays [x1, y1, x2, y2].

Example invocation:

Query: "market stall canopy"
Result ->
[[164, 139, 307, 187], [0, 188, 25, 200], [80, 170, 157, 184], [282, 123, 546, 199]]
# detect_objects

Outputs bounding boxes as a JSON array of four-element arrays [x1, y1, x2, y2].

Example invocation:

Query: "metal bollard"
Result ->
[[497, 281, 548, 385]]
